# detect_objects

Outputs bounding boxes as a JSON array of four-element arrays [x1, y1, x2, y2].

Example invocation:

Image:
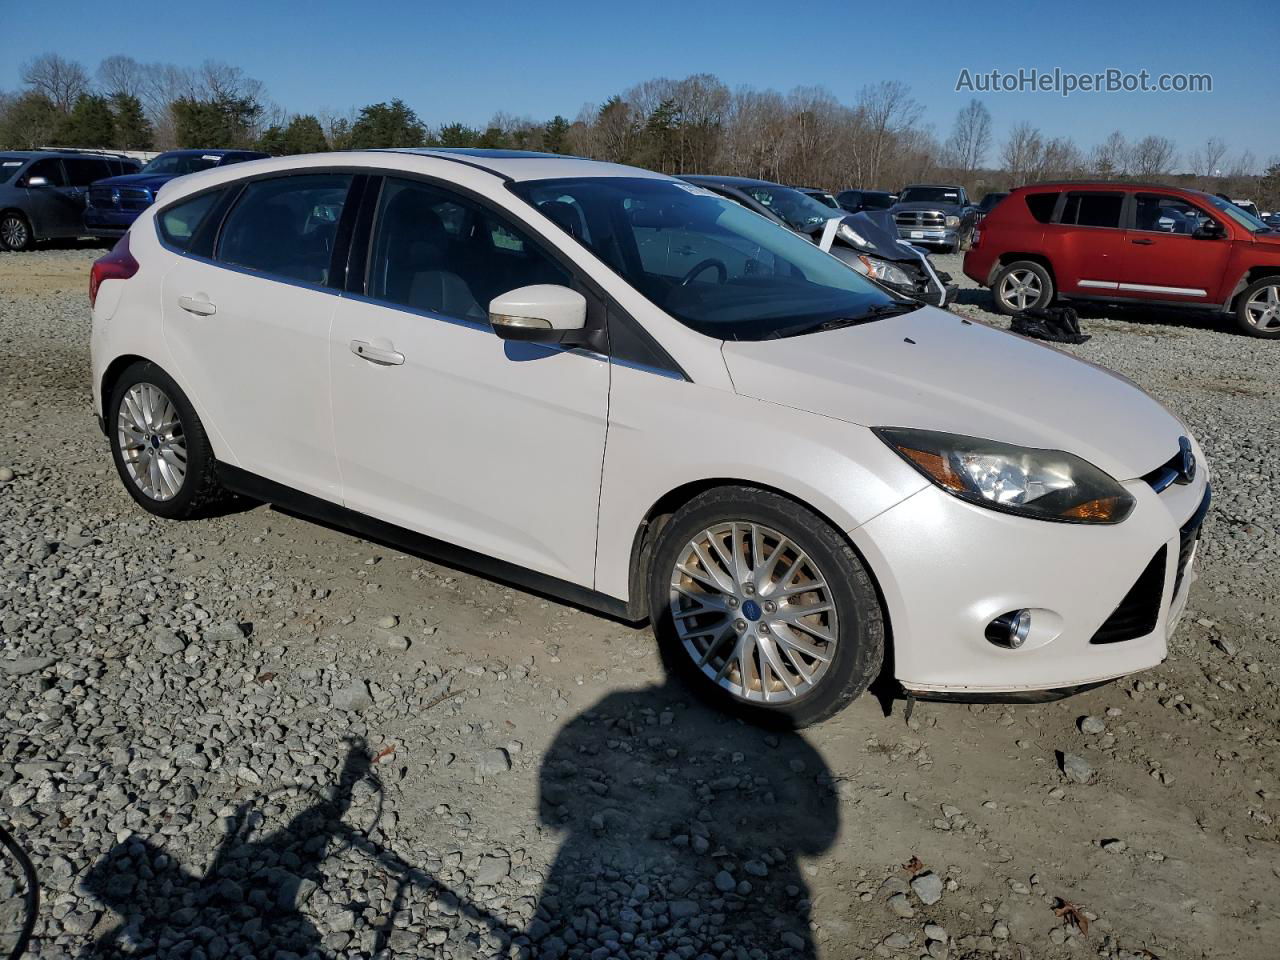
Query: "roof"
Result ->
[[159, 148, 266, 156], [680, 174, 791, 189], [0, 149, 132, 160], [1011, 180, 1208, 195], [378, 147, 672, 183]]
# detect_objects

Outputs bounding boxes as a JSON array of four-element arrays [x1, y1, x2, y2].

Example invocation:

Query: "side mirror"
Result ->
[[1193, 221, 1224, 239], [489, 284, 586, 344], [24, 176, 49, 188]]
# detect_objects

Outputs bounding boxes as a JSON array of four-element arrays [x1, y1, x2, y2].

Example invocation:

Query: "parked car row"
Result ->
[[964, 181, 1280, 338], [0, 147, 266, 250]]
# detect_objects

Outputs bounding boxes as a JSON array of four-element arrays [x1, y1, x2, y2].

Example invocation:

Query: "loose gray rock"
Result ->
[[888, 892, 916, 918], [0, 656, 55, 676], [152, 629, 186, 655], [911, 872, 944, 905], [1060, 751, 1094, 783], [475, 747, 512, 777], [1080, 715, 1106, 735], [332, 680, 373, 712]]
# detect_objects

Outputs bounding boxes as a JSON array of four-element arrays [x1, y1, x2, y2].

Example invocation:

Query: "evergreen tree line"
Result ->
[[2, 52, 1276, 206]]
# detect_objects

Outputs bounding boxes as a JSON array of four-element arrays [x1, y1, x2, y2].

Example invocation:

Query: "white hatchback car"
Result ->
[[89, 149, 1211, 726]]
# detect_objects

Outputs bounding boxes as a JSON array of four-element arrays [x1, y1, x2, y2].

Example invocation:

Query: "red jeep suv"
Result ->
[[963, 182, 1280, 338]]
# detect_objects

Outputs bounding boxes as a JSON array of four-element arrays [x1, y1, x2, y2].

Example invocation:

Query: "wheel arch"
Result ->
[[624, 478, 893, 637], [990, 252, 1056, 289], [1226, 267, 1280, 312]]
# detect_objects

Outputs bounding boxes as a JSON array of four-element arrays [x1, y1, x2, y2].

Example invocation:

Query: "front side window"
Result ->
[[511, 177, 906, 341], [25, 159, 65, 187], [158, 190, 224, 250], [1134, 194, 1211, 235], [741, 185, 835, 232], [1059, 192, 1124, 228], [217, 174, 351, 284], [367, 177, 570, 322]]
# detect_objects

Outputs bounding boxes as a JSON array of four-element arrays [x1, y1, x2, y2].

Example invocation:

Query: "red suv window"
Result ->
[[1059, 192, 1124, 228], [1024, 193, 1059, 223]]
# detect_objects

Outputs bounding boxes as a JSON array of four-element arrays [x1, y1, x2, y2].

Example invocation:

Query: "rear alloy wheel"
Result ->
[[1236, 277, 1280, 338], [0, 212, 33, 251], [108, 361, 227, 519], [992, 260, 1054, 315], [650, 487, 884, 727]]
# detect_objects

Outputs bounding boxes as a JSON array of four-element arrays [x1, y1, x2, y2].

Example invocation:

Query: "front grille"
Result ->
[[1173, 486, 1211, 597], [120, 187, 152, 211], [88, 186, 116, 207], [1090, 546, 1166, 644], [895, 211, 946, 228]]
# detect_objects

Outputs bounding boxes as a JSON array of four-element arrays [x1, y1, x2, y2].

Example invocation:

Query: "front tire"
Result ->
[[992, 260, 1054, 315], [649, 487, 884, 728], [0, 211, 33, 251], [108, 361, 226, 519], [1236, 276, 1280, 338]]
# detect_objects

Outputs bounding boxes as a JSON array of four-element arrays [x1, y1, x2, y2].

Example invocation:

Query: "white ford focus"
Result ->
[[89, 149, 1210, 726]]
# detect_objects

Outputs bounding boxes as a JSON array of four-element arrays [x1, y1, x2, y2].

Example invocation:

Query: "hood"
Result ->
[[843, 211, 922, 262], [92, 172, 176, 191], [892, 200, 964, 213], [721, 308, 1183, 481]]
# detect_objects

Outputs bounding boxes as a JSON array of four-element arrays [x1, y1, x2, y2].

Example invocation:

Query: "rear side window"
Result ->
[[1059, 192, 1124, 228], [64, 157, 111, 186], [158, 190, 224, 251], [216, 174, 352, 284], [1024, 192, 1059, 223]]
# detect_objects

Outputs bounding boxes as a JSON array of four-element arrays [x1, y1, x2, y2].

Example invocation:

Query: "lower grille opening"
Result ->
[[1090, 546, 1166, 644]]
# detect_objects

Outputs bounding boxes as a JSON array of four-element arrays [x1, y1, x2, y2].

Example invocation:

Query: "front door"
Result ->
[[1121, 193, 1231, 302], [329, 176, 609, 586], [22, 158, 83, 237], [160, 172, 354, 501]]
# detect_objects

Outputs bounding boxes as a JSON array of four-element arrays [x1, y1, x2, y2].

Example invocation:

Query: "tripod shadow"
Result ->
[[532, 681, 837, 958]]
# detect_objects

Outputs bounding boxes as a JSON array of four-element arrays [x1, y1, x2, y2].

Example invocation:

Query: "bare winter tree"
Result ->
[[1128, 135, 1177, 178], [1000, 122, 1043, 186], [97, 55, 147, 99], [1090, 130, 1129, 177], [854, 81, 922, 188], [1189, 136, 1229, 178], [944, 99, 992, 177], [20, 53, 91, 113]]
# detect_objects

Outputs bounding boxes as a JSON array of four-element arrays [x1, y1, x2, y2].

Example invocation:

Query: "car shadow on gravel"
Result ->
[[77, 688, 836, 958]]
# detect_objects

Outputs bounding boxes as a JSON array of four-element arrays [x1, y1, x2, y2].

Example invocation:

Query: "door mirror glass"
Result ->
[[24, 176, 48, 188], [489, 285, 586, 343]]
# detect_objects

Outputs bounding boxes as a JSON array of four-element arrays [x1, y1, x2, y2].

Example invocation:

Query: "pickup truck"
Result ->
[[890, 184, 977, 253]]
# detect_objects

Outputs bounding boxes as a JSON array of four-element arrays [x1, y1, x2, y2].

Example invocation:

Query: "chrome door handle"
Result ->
[[350, 339, 405, 366], [177, 295, 216, 316]]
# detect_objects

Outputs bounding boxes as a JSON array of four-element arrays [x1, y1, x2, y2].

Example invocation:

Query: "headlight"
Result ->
[[856, 255, 914, 288], [875, 428, 1135, 524], [945, 215, 960, 228]]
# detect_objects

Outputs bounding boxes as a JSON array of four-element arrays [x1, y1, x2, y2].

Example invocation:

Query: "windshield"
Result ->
[[1205, 194, 1270, 233], [142, 153, 224, 176], [0, 157, 25, 184], [510, 177, 907, 341], [739, 184, 839, 231], [899, 187, 962, 205], [862, 193, 895, 210], [808, 191, 839, 208]]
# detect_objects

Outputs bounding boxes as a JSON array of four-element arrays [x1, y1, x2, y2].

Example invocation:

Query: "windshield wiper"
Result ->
[[768, 302, 921, 339]]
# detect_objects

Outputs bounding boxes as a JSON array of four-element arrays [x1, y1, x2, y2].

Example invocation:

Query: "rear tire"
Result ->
[[0, 211, 33, 251], [649, 486, 884, 728], [1235, 276, 1280, 338], [108, 361, 227, 519], [992, 260, 1054, 315]]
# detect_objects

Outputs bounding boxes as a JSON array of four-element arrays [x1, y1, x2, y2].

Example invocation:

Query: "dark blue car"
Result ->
[[84, 148, 268, 238]]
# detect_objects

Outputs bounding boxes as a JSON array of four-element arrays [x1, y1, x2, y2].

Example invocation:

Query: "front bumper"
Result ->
[[850, 466, 1210, 695], [83, 209, 140, 237], [896, 226, 958, 247]]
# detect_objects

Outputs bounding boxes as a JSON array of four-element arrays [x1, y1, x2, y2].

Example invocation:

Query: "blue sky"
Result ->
[[5, 0, 1278, 168]]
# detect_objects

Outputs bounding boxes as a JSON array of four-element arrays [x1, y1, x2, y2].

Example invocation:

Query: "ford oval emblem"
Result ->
[[1177, 436, 1196, 485]]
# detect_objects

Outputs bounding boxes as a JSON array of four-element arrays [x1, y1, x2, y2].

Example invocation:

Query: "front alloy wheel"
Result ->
[[650, 487, 884, 727], [1238, 278, 1280, 338], [0, 213, 32, 251], [670, 522, 838, 704]]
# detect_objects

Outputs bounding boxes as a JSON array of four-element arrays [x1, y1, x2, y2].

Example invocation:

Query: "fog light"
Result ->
[[986, 609, 1031, 649]]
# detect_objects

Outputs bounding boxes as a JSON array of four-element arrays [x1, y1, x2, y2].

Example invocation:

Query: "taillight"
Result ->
[[89, 234, 139, 307], [970, 228, 982, 249]]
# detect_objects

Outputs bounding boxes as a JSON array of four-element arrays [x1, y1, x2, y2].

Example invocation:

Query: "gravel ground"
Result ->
[[1, 245, 1278, 960]]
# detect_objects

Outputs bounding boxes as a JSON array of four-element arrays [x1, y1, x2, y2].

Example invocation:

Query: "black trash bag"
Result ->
[[1010, 306, 1090, 344]]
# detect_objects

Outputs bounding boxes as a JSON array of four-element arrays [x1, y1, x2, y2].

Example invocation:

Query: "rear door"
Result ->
[[328, 175, 609, 585], [159, 172, 357, 502], [1049, 190, 1133, 298], [1121, 192, 1231, 302]]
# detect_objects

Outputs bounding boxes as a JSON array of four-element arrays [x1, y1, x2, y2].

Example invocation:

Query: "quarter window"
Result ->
[[216, 174, 352, 284], [1059, 192, 1124, 228], [158, 190, 224, 251], [367, 177, 570, 322], [1024, 192, 1058, 223]]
